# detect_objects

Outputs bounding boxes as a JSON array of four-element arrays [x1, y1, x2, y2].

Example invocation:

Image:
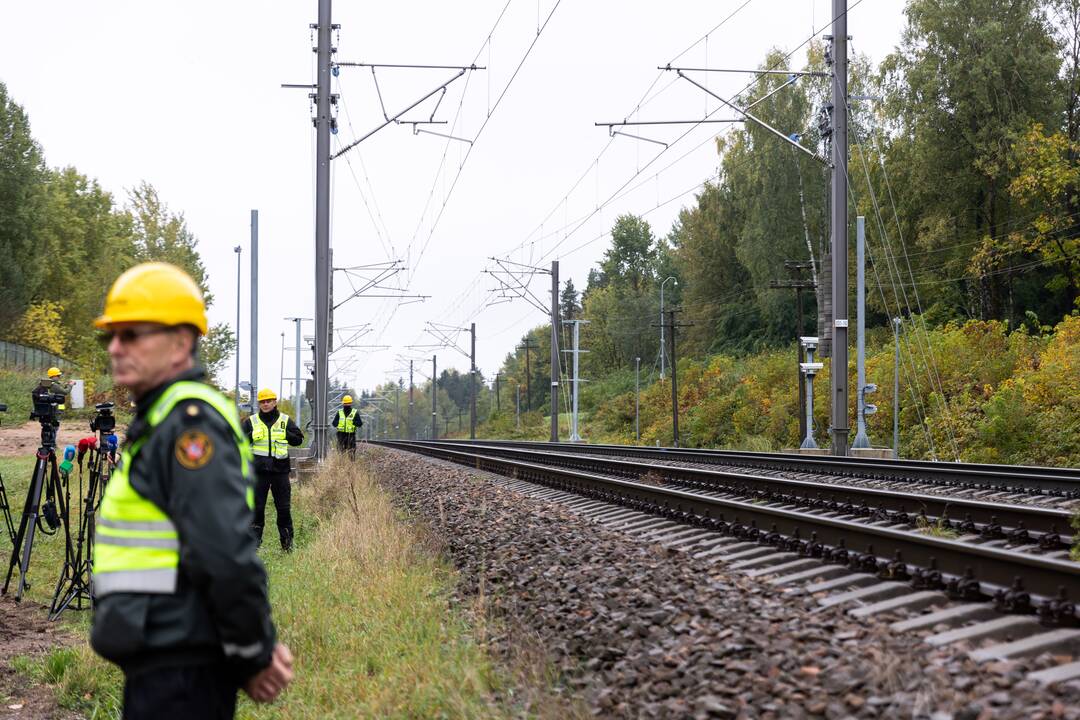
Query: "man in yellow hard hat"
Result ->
[[241, 388, 303, 551], [90, 262, 293, 718], [34, 366, 72, 411], [330, 394, 361, 456]]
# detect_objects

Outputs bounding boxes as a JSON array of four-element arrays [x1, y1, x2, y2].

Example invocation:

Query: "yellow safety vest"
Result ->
[[251, 413, 290, 460], [94, 381, 254, 597], [337, 408, 357, 434]]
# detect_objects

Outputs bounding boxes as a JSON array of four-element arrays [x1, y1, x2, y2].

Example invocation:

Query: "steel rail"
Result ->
[[377, 440, 1080, 610], [393, 440, 1074, 537], [436, 439, 1080, 495]]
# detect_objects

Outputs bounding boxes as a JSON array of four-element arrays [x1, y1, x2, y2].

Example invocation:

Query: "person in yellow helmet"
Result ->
[[241, 388, 303, 551], [90, 262, 293, 718], [330, 394, 361, 457], [34, 366, 73, 412]]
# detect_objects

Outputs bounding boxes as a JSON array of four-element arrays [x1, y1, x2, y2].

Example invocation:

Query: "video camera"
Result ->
[[89, 402, 116, 434], [30, 388, 66, 424]]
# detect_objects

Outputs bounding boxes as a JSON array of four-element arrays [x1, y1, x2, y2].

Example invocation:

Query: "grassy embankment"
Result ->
[[3, 452, 574, 718], [467, 315, 1080, 467]]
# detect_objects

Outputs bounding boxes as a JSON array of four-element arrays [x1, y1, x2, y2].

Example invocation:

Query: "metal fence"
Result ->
[[0, 340, 72, 374]]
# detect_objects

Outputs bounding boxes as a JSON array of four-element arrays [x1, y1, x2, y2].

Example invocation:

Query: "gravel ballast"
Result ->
[[365, 447, 1080, 719]]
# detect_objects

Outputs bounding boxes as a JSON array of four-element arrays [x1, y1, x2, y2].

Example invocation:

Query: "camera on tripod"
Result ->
[[30, 389, 66, 424], [90, 402, 116, 434]]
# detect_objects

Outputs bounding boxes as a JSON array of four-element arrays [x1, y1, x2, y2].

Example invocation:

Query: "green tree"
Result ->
[[560, 278, 581, 320], [127, 182, 213, 305], [878, 0, 1062, 320], [201, 324, 236, 387], [0, 82, 47, 330]]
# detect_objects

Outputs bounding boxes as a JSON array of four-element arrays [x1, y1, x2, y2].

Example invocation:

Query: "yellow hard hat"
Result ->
[[47, 367, 62, 378], [95, 262, 208, 335], [257, 388, 277, 401], [342, 395, 353, 404]]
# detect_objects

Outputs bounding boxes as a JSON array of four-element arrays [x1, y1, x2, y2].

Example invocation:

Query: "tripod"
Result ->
[[0, 404, 15, 546], [2, 420, 66, 601], [49, 433, 112, 619]]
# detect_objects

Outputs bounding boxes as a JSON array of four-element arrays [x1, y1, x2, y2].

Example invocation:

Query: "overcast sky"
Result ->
[[0, 0, 907, 399]]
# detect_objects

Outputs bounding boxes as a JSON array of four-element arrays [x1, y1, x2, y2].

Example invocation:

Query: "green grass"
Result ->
[[1071, 508, 1080, 562], [915, 515, 962, 539], [5, 452, 578, 719]]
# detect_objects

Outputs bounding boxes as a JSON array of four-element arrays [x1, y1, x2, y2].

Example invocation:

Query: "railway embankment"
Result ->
[[369, 445, 1080, 719]]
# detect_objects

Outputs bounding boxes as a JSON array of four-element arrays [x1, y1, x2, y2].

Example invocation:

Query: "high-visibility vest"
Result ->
[[337, 408, 357, 434], [251, 413, 290, 460], [94, 381, 254, 597]]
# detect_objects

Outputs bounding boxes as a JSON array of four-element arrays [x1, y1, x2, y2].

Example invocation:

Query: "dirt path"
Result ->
[[0, 424, 104, 459], [0, 598, 80, 719]]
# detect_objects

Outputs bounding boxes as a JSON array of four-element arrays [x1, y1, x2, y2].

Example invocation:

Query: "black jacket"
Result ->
[[241, 409, 304, 475], [90, 367, 276, 681], [330, 406, 362, 435]]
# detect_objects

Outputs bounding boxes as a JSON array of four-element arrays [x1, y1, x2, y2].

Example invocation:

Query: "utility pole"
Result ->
[[494, 372, 501, 414], [550, 260, 560, 443], [515, 385, 521, 429], [563, 319, 589, 442], [431, 355, 437, 440], [286, 317, 311, 436], [233, 245, 242, 407], [517, 339, 537, 411], [634, 357, 641, 443], [769, 262, 816, 442], [654, 309, 691, 448], [470, 322, 477, 440], [408, 360, 414, 440], [893, 317, 902, 458], [395, 382, 401, 439], [311, 0, 334, 460], [250, 210, 258, 406], [279, 332, 285, 396], [828, 0, 850, 456], [659, 276, 677, 379]]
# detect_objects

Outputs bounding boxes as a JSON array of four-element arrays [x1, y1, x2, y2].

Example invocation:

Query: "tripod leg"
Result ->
[[3, 456, 47, 599], [0, 472, 16, 546]]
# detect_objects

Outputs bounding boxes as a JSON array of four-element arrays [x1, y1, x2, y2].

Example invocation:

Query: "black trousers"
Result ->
[[336, 432, 357, 455], [123, 664, 238, 720], [253, 470, 293, 546]]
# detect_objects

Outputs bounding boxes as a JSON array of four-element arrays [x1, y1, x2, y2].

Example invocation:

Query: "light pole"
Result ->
[[660, 276, 677, 379], [233, 245, 242, 406]]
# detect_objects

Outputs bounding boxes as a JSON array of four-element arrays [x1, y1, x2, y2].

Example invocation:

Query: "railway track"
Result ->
[[375, 439, 1080, 686], [376, 439, 1079, 616], [442, 439, 1080, 498]]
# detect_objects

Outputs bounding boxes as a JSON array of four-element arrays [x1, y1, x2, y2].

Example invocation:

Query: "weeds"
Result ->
[[915, 515, 961, 539]]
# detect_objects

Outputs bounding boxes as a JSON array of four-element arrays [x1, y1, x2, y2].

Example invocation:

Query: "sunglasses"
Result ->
[[96, 326, 175, 349]]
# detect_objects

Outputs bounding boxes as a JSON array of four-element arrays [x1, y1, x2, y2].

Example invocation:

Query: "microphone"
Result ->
[[77, 436, 97, 462], [59, 445, 76, 476]]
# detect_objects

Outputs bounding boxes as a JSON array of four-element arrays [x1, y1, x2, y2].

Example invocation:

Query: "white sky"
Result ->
[[0, 0, 907, 397]]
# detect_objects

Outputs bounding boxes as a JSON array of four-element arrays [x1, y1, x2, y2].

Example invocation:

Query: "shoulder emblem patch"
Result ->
[[175, 430, 214, 469]]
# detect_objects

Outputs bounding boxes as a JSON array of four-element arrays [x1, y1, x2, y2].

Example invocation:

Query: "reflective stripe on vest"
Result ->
[[251, 413, 290, 460], [338, 408, 357, 434], [94, 381, 255, 597]]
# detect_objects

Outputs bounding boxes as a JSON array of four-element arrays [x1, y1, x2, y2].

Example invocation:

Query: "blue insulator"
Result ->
[[332, 65, 340, 77]]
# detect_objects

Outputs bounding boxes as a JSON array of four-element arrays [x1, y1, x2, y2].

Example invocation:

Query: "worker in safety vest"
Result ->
[[241, 388, 303, 551], [90, 262, 292, 718], [33, 366, 72, 412], [330, 394, 361, 456]]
